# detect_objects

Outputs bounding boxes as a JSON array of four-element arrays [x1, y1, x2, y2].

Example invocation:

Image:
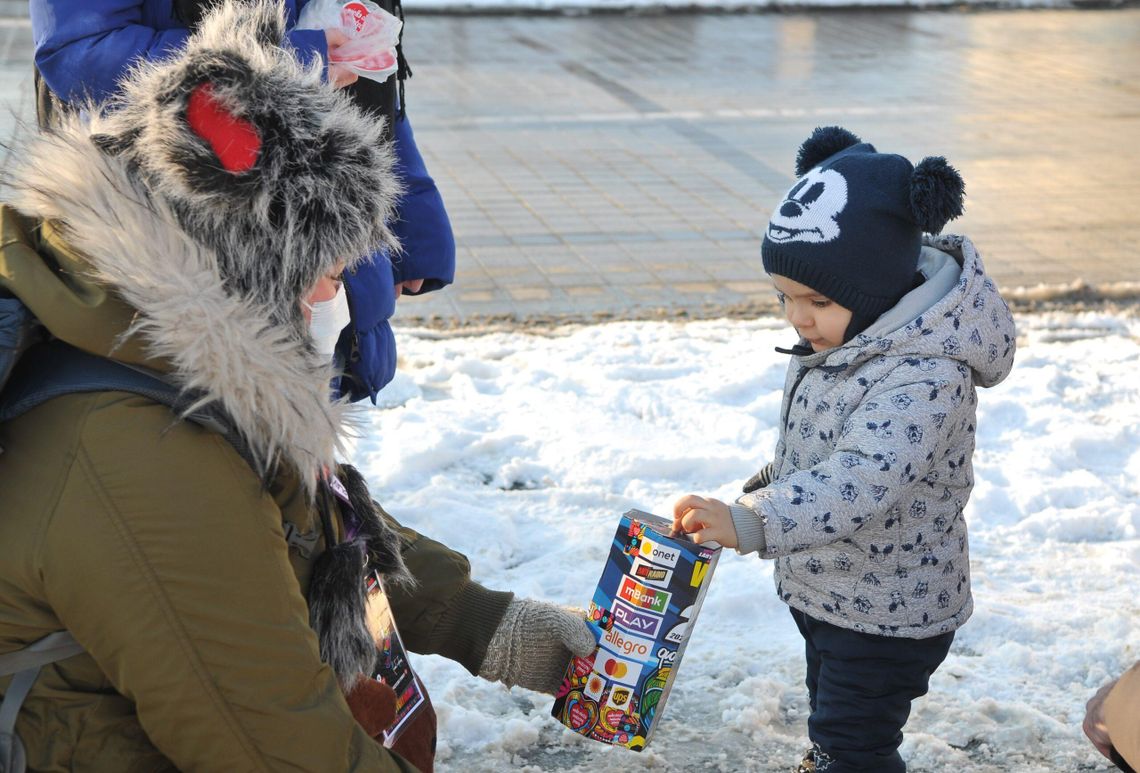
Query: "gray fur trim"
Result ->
[[307, 540, 376, 691], [338, 464, 414, 589], [1, 1, 403, 492], [102, 0, 402, 324]]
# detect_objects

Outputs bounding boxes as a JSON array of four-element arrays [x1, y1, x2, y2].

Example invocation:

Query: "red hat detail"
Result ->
[[186, 82, 261, 173]]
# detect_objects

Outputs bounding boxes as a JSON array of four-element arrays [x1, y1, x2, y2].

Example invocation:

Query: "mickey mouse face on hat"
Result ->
[[767, 167, 848, 244]]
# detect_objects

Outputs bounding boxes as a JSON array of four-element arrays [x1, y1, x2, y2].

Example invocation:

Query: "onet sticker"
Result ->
[[637, 535, 680, 568]]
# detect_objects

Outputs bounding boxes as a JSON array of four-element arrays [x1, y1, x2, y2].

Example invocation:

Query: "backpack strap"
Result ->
[[0, 632, 83, 773], [0, 341, 262, 772], [0, 340, 256, 470]]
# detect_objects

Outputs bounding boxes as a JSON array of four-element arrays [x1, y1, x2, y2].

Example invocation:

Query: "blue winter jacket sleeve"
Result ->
[[31, 0, 326, 104], [388, 112, 456, 295], [336, 112, 455, 404]]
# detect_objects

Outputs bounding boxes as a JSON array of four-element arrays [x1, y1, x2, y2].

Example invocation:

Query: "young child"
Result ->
[[673, 126, 1016, 773]]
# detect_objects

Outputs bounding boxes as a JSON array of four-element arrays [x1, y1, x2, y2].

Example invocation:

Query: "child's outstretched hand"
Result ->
[[672, 495, 737, 548]]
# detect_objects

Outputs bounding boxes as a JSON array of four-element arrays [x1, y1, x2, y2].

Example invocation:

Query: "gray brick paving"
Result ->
[[2, 8, 1138, 325], [398, 9, 1140, 323]]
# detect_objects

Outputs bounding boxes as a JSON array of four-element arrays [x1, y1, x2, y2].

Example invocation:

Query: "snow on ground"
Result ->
[[349, 310, 1140, 772]]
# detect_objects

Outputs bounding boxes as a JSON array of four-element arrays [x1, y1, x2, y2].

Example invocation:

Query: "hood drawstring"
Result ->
[[775, 342, 815, 357]]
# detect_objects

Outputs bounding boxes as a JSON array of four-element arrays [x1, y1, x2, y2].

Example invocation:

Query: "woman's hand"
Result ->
[[324, 28, 359, 88], [672, 494, 737, 548]]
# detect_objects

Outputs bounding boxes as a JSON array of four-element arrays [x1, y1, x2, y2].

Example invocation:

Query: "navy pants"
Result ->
[[790, 608, 955, 773]]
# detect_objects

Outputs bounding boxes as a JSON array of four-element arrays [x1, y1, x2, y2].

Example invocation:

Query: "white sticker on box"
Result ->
[[601, 626, 656, 662], [583, 673, 605, 701], [637, 534, 680, 568], [593, 649, 641, 687]]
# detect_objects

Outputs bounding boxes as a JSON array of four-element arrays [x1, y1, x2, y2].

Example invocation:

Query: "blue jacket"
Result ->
[[31, 0, 456, 403], [31, 0, 326, 103], [339, 112, 456, 402]]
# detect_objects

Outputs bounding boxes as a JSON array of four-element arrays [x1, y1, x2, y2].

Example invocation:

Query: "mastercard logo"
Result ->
[[603, 660, 628, 678]]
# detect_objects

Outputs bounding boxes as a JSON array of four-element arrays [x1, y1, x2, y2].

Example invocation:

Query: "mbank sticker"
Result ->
[[618, 576, 671, 614]]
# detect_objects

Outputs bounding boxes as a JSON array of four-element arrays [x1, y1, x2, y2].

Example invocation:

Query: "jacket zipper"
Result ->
[[783, 365, 809, 434]]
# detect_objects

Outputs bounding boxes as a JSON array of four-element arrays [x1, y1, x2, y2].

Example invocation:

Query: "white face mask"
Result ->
[[305, 283, 351, 359]]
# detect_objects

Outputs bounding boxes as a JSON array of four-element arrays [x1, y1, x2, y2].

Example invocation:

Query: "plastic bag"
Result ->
[[297, 0, 402, 84]]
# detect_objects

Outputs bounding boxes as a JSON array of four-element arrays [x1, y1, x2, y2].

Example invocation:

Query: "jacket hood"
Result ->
[[1, 0, 403, 493], [793, 234, 1016, 388]]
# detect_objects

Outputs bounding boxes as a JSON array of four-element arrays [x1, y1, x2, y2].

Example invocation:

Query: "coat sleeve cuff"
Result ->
[[426, 581, 514, 677], [730, 503, 767, 556]]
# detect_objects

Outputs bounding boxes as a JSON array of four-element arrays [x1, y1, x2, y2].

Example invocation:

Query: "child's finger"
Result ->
[[689, 526, 719, 545], [672, 494, 706, 520], [679, 507, 709, 534], [691, 523, 734, 547]]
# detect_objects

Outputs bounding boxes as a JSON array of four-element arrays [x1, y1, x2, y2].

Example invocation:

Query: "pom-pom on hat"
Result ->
[[762, 126, 966, 319]]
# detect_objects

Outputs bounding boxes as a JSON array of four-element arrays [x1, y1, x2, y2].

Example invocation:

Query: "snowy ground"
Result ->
[[349, 309, 1140, 773]]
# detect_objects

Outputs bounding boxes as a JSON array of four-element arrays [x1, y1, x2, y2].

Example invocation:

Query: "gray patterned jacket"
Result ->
[[730, 234, 1016, 638]]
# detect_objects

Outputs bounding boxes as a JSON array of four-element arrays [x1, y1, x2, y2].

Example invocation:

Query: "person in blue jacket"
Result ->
[[30, 0, 456, 403]]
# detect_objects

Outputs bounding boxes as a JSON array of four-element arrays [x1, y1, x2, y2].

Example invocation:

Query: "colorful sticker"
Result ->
[[600, 626, 656, 662], [611, 598, 663, 638], [631, 557, 674, 588], [594, 649, 641, 687], [617, 576, 671, 615]]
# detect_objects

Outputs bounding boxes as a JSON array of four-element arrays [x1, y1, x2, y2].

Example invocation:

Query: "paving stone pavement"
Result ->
[[2, 8, 1138, 326]]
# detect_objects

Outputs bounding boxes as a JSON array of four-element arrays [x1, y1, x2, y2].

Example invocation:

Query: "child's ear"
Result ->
[[795, 126, 862, 176], [910, 157, 966, 235]]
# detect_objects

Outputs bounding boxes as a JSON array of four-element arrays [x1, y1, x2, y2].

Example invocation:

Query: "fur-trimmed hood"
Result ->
[[2, 1, 403, 493]]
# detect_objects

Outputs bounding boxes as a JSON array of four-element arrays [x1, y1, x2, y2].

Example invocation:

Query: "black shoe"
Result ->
[[795, 744, 835, 772]]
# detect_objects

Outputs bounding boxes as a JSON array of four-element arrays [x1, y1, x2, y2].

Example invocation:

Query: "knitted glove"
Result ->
[[742, 461, 775, 494], [478, 598, 596, 695]]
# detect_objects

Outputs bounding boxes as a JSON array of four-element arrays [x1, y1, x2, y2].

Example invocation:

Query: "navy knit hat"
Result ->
[[761, 127, 966, 319]]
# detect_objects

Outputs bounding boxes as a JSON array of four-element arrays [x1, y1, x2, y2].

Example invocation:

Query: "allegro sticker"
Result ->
[[601, 626, 655, 661]]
